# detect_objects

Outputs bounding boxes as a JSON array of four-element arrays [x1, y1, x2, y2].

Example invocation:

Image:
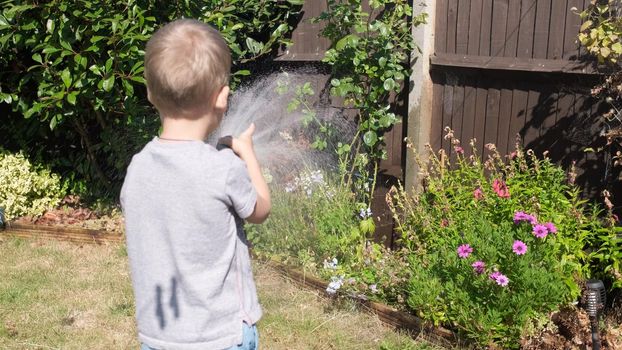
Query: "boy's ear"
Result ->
[[213, 85, 230, 112]]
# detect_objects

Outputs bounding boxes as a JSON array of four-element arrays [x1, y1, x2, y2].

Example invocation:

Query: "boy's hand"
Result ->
[[218, 123, 256, 161], [218, 123, 271, 224]]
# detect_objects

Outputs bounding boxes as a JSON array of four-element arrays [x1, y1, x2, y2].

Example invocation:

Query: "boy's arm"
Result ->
[[222, 123, 271, 224]]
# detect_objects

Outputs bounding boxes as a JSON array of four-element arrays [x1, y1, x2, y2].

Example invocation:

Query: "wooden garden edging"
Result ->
[[1, 222, 123, 244], [260, 257, 459, 347]]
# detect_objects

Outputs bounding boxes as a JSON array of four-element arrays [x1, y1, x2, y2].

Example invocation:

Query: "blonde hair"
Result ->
[[145, 19, 231, 116]]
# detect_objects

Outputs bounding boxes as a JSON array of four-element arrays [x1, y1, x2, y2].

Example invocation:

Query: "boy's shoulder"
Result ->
[[128, 138, 245, 173]]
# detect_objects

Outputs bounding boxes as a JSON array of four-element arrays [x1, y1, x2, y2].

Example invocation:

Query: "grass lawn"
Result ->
[[0, 237, 444, 350]]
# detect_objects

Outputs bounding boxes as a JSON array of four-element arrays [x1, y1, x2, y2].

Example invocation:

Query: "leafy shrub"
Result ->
[[385, 131, 619, 348], [313, 0, 425, 160], [0, 150, 65, 220], [0, 0, 302, 198], [248, 170, 360, 270]]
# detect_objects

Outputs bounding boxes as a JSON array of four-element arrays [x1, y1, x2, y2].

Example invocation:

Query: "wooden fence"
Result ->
[[430, 0, 617, 203], [276, 0, 621, 244]]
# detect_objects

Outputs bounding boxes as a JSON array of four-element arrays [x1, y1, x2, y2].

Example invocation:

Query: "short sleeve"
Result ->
[[225, 157, 257, 219]]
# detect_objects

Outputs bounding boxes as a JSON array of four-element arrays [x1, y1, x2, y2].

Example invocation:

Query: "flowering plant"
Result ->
[[387, 129, 616, 348]]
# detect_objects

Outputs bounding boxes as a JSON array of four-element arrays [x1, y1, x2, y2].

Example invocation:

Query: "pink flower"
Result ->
[[473, 187, 484, 200], [526, 214, 538, 225], [513, 211, 537, 225], [457, 244, 473, 259], [495, 274, 509, 286], [454, 146, 464, 155], [489, 271, 509, 286], [512, 240, 527, 255], [543, 222, 557, 234], [532, 224, 549, 238], [489, 271, 501, 281], [492, 179, 510, 198], [472, 261, 486, 274], [513, 211, 527, 224]]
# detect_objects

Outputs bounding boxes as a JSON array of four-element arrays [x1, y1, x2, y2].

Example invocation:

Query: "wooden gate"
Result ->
[[430, 0, 616, 203]]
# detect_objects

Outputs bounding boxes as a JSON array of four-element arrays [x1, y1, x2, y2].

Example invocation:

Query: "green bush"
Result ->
[[0, 149, 65, 220], [384, 131, 618, 348], [0, 0, 302, 198]]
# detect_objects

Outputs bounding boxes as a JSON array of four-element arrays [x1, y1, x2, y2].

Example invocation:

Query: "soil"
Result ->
[[12, 195, 124, 233], [522, 306, 622, 350]]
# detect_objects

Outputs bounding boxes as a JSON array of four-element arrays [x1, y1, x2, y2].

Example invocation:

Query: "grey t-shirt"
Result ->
[[120, 137, 261, 350]]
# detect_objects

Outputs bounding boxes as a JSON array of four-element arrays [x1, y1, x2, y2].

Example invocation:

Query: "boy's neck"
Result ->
[[159, 112, 220, 141]]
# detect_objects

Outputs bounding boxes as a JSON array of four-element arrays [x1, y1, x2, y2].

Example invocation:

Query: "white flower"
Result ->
[[326, 275, 344, 295], [323, 258, 338, 270]]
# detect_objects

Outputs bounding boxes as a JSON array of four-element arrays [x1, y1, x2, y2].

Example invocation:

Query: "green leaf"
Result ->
[[105, 58, 113, 73], [335, 34, 359, 50], [363, 131, 378, 147], [359, 218, 376, 234], [66, 91, 78, 105], [580, 20, 593, 32], [245, 37, 264, 55], [612, 42, 622, 54], [46, 19, 54, 33], [383, 78, 396, 91], [32, 53, 42, 64], [129, 76, 146, 84], [287, 99, 300, 113], [102, 75, 115, 92], [122, 79, 134, 97], [286, 0, 304, 4], [50, 114, 59, 130], [59, 40, 72, 51], [233, 69, 251, 76], [61, 69, 72, 88]]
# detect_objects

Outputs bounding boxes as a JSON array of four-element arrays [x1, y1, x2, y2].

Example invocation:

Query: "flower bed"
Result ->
[[248, 130, 622, 349]]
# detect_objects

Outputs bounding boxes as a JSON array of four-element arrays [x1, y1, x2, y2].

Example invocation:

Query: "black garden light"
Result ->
[[584, 279, 606, 350]]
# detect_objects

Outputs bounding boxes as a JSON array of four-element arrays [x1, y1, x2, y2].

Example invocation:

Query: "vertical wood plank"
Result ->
[[461, 75, 477, 157], [551, 91, 576, 158], [532, 0, 552, 59], [447, 0, 459, 54], [473, 79, 488, 158], [467, 0, 484, 55], [563, 0, 583, 59], [435, 0, 448, 54], [456, 0, 471, 54], [497, 88, 514, 156], [442, 75, 455, 154], [509, 82, 529, 148], [431, 79, 445, 152], [480, 0, 494, 56], [516, 0, 538, 58], [504, 0, 522, 57], [484, 86, 501, 148], [490, 0, 509, 57], [451, 77, 465, 160], [523, 89, 542, 146], [548, 0, 568, 59]]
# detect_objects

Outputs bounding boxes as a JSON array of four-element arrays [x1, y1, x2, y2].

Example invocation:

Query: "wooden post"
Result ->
[[405, 0, 436, 192]]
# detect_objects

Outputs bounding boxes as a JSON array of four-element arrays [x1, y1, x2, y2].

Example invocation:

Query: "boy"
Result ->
[[121, 19, 271, 350]]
